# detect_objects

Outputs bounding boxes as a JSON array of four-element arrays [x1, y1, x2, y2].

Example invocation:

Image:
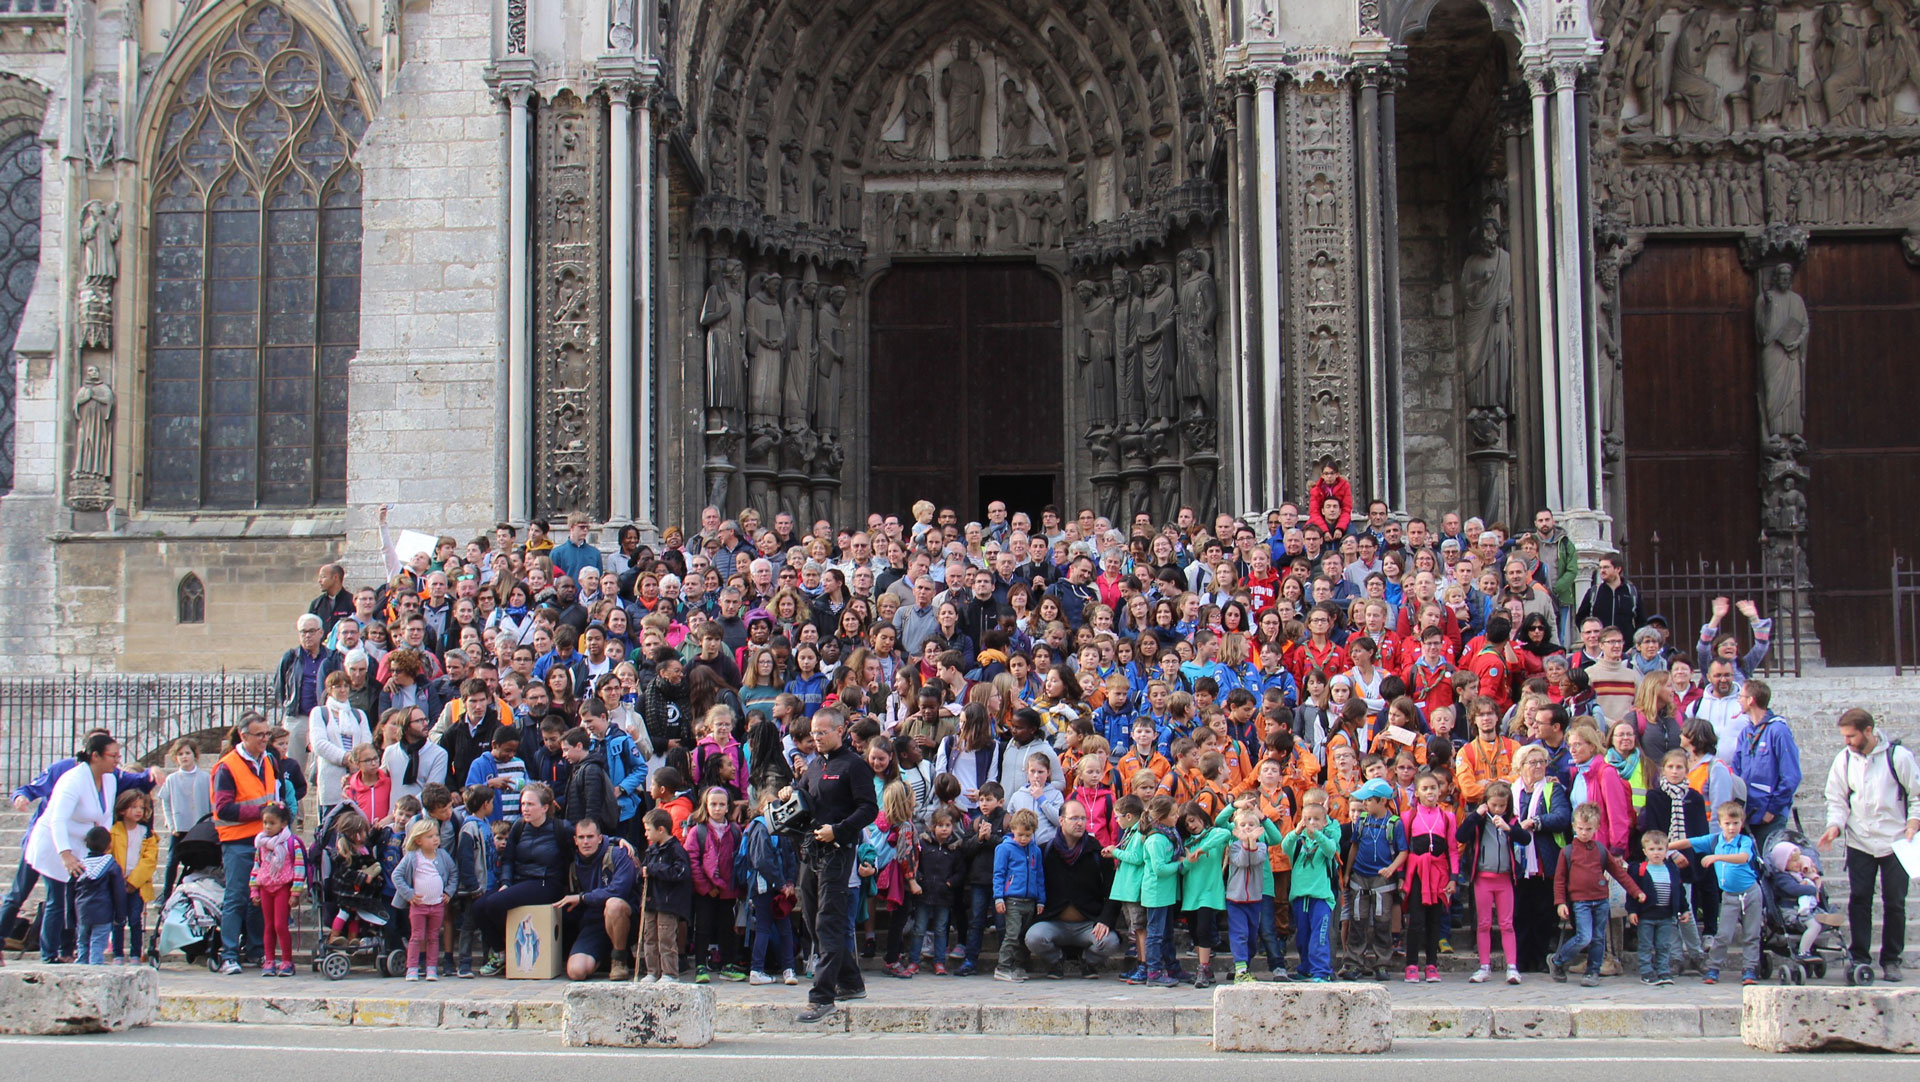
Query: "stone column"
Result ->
[[1233, 80, 1260, 510], [1378, 65, 1405, 510], [1354, 65, 1388, 502], [1253, 69, 1285, 492], [607, 83, 635, 524], [505, 81, 533, 523], [635, 97, 655, 530], [1549, 62, 1592, 511], [1525, 66, 1561, 511]]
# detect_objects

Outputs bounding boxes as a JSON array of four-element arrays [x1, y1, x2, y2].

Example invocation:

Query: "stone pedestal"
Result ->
[[0, 964, 158, 1034], [561, 981, 716, 1047], [1742, 986, 1920, 1053], [1211, 982, 1392, 1053]]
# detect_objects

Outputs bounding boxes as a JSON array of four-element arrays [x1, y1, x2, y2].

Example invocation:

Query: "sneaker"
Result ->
[[1469, 966, 1491, 983], [1120, 965, 1146, 984], [992, 965, 1025, 982], [1193, 967, 1214, 989], [1884, 963, 1905, 983], [1233, 963, 1253, 984], [1581, 973, 1601, 987], [638, 974, 658, 985], [1551, 958, 1569, 983], [719, 965, 748, 982], [657, 973, 679, 985], [797, 1003, 840, 1025], [694, 966, 711, 985], [835, 986, 866, 1000], [1425, 965, 1441, 983], [1703, 969, 1720, 984], [1404, 965, 1421, 983], [1146, 969, 1179, 988], [425, 969, 439, 982], [749, 970, 775, 985], [220, 960, 243, 976], [1657, 976, 1675, 986], [404, 969, 419, 982], [458, 967, 475, 980], [479, 954, 504, 977], [1438, 938, 1453, 954], [782, 969, 798, 985], [934, 963, 949, 976], [1046, 961, 1065, 980], [1506, 968, 1522, 985], [280, 962, 296, 977], [1640, 974, 1658, 985], [1081, 960, 1101, 979], [261, 965, 276, 978], [1741, 970, 1759, 986], [954, 961, 978, 977]]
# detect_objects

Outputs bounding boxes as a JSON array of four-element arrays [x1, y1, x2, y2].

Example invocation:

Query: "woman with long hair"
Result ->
[[935, 702, 999, 811]]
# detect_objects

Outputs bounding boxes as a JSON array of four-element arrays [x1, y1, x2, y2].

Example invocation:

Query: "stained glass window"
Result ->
[[145, 3, 367, 509], [0, 111, 41, 495]]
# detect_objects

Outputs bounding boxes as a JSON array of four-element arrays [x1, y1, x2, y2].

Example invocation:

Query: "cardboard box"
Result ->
[[505, 904, 562, 979]]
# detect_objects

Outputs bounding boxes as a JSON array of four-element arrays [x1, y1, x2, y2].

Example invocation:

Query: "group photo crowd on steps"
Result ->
[[5, 468, 1917, 1023]]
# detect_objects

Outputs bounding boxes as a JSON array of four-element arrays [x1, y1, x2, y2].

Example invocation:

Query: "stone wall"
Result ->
[[343, 0, 506, 582], [1395, 130, 1463, 522]]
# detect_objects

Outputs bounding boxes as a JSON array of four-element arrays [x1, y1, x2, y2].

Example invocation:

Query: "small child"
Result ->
[[684, 786, 742, 982], [1138, 795, 1188, 987], [1627, 829, 1692, 985], [1400, 771, 1459, 983], [325, 806, 389, 945], [1672, 801, 1763, 985], [451, 786, 497, 977], [651, 767, 695, 840], [1007, 753, 1065, 846], [391, 818, 455, 981], [991, 808, 1045, 981], [463, 725, 527, 823], [693, 705, 747, 788], [1223, 798, 1283, 983], [638, 807, 694, 983], [1457, 779, 1529, 984], [71, 826, 127, 965], [1281, 801, 1342, 981], [1343, 778, 1405, 979], [957, 781, 1007, 975], [1117, 718, 1171, 791], [268, 728, 309, 826], [1765, 842, 1831, 962], [249, 802, 307, 976], [1178, 800, 1231, 988], [155, 739, 212, 904], [1105, 795, 1150, 981], [742, 788, 800, 986], [109, 789, 158, 964], [1551, 802, 1644, 986], [910, 807, 966, 975], [1067, 754, 1117, 848], [343, 742, 393, 825]]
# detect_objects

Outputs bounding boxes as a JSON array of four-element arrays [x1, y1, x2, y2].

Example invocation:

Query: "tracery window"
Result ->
[[145, 4, 367, 509], [0, 105, 42, 495], [177, 572, 206, 624]]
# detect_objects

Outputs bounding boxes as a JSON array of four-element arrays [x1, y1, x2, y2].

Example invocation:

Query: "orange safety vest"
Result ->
[[212, 747, 278, 843]]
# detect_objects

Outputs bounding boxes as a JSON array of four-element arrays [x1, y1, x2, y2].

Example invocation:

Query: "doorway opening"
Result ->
[[978, 473, 1056, 524]]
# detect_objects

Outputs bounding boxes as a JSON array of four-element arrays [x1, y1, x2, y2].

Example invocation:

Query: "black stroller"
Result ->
[[153, 815, 230, 969], [1758, 827, 1862, 986], [308, 803, 407, 979]]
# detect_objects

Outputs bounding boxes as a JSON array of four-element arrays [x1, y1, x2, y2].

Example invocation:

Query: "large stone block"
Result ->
[[980, 1004, 1087, 1035], [561, 982, 716, 1048], [846, 1002, 979, 1033], [1742, 986, 1920, 1053], [1490, 1005, 1573, 1039], [0, 964, 158, 1034], [1211, 983, 1392, 1054]]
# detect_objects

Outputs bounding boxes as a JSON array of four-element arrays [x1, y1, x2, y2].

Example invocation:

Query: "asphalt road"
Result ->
[[1, 1025, 1911, 1080]]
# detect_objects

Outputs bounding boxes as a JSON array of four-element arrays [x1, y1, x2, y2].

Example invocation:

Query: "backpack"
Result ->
[[732, 823, 760, 895], [1842, 735, 1909, 812]]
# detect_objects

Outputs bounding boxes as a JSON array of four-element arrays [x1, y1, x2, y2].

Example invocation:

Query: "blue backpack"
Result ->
[[734, 819, 770, 894]]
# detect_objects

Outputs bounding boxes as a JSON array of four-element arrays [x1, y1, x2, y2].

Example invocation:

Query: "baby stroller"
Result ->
[[1757, 827, 1859, 986], [309, 803, 407, 979], [154, 815, 229, 969]]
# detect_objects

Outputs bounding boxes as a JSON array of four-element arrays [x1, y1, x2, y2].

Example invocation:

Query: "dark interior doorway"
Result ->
[[868, 263, 1064, 520]]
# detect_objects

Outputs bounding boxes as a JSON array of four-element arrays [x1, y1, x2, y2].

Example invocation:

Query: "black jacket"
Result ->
[[309, 589, 356, 633], [1636, 783, 1710, 864], [639, 676, 690, 753], [916, 835, 967, 909], [1456, 808, 1533, 886], [438, 709, 501, 788], [1624, 854, 1692, 921], [1041, 831, 1115, 926], [800, 742, 878, 846], [959, 806, 1008, 886], [565, 759, 617, 832], [1575, 576, 1644, 639], [640, 837, 693, 919]]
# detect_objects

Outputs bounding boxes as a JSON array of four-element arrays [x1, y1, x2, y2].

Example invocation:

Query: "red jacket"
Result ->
[[1553, 835, 1637, 905], [1464, 647, 1511, 713], [1308, 476, 1354, 534], [685, 818, 740, 900]]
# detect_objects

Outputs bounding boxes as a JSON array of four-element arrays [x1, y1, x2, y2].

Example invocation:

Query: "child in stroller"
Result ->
[[1760, 830, 1847, 984], [310, 803, 408, 979]]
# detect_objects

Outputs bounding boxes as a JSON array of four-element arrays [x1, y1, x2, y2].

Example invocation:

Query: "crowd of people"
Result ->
[[5, 468, 1917, 1023]]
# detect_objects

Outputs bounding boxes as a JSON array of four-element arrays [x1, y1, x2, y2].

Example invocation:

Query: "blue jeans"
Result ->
[[219, 840, 263, 965], [1638, 917, 1678, 979], [1553, 898, 1608, 975], [112, 890, 145, 958], [1256, 894, 1286, 968], [964, 884, 1000, 963], [77, 921, 111, 965], [0, 856, 40, 946], [909, 903, 951, 965], [750, 891, 793, 974], [1293, 897, 1334, 979], [1144, 904, 1178, 974], [34, 878, 71, 962]]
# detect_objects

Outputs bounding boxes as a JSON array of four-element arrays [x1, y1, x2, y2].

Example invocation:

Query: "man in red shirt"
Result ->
[[1465, 616, 1516, 714]]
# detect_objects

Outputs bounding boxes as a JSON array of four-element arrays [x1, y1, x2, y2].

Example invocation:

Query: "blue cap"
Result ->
[[1353, 779, 1395, 803]]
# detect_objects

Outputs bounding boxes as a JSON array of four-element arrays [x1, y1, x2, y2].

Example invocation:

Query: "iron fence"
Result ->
[[1626, 537, 1803, 678], [0, 672, 276, 790], [1894, 557, 1920, 676]]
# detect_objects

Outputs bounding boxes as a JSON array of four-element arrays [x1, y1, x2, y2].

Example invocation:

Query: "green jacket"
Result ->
[[1179, 825, 1232, 911], [1215, 805, 1284, 899], [1139, 828, 1182, 909], [1543, 529, 1578, 606], [1281, 820, 1344, 902], [1108, 825, 1146, 904]]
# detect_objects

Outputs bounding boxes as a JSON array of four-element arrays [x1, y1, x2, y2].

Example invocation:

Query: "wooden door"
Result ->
[[1799, 239, 1920, 666], [868, 263, 1064, 520], [1620, 241, 1761, 572]]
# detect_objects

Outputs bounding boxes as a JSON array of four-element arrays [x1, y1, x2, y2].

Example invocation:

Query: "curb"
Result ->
[[160, 992, 1741, 1039]]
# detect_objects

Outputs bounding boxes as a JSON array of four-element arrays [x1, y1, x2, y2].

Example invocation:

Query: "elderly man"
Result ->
[[1024, 800, 1123, 978], [895, 577, 942, 654], [212, 712, 276, 972], [556, 817, 638, 981], [274, 613, 340, 771]]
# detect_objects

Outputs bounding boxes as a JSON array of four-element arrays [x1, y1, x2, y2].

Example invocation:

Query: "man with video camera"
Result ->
[[788, 705, 877, 1023]]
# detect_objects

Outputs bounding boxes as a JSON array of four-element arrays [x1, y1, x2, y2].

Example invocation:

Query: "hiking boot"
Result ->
[[1146, 969, 1179, 987], [609, 955, 632, 982], [1550, 958, 1569, 983], [797, 1003, 839, 1024], [1193, 966, 1215, 989]]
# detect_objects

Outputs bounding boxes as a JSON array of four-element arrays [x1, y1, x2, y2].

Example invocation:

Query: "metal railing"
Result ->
[[0, 672, 276, 790], [1894, 556, 1920, 676], [1625, 536, 1803, 678]]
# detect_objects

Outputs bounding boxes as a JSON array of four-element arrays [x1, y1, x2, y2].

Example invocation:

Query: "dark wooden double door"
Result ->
[[868, 263, 1064, 522], [1622, 238, 1920, 664]]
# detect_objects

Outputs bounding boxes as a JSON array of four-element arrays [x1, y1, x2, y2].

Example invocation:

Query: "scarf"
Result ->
[[1519, 782, 1546, 877], [1659, 778, 1689, 841], [503, 604, 529, 621], [1605, 748, 1640, 783], [976, 648, 1009, 670], [400, 734, 425, 786]]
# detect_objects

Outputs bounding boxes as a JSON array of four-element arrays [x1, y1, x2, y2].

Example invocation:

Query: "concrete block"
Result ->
[[1088, 1004, 1176, 1036], [1701, 1005, 1741, 1037], [1211, 983, 1392, 1054], [0, 964, 158, 1034], [1172, 1004, 1214, 1036], [235, 994, 349, 1026], [159, 994, 239, 1023], [716, 1001, 846, 1033], [1742, 986, 1920, 1053], [846, 1002, 980, 1033], [1571, 1005, 1702, 1039], [441, 998, 519, 1029], [1395, 1005, 1493, 1039], [513, 1000, 562, 1031], [351, 997, 443, 1027], [980, 1004, 1088, 1035], [561, 982, 715, 1048], [1490, 1005, 1573, 1039]]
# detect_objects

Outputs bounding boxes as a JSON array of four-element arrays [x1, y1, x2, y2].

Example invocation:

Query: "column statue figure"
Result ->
[[1755, 261, 1807, 442], [1174, 248, 1217, 422], [942, 40, 986, 160], [69, 364, 115, 511], [1460, 215, 1514, 416]]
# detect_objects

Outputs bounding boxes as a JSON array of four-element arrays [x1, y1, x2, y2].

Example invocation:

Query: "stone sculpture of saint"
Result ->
[[1815, 2, 1870, 127], [902, 75, 934, 159], [1111, 266, 1143, 427], [815, 284, 846, 436], [1175, 248, 1217, 420], [745, 272, 786, 421], [1460, 216, 1514, 414], [1136, 263, 1177, 424], [81, 200, 120, 284], [1075, 279, 1115, 427], [699, 257, 746, 417], [784, 272, 819, 427], [1000, 78, 1033, 158], [942, 40, 986, 160], [71, 364, 114, 485], [1740, 6, 1800, 128], [1755, 262, 1807, 442], [1667, 9, 1726, 135]]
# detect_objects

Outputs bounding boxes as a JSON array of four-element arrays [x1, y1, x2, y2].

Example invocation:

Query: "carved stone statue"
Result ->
[[1000, 78, 1034, 158], [1764, 474, 1808, 532], [1083, 89, 1111, 144], [1815, 3, 1870, 127], [1174, 249, 1217, 420], [746, 134, 769, 206], [708, 118, 736, 194], [1740, 6, 1801, 129], [1864, 21, 1920, 126], [815, 284, 846, 436], [1755, 261, 1808, 442], [942, 40, 987, 160], [745, 272, 786, 422], [899, 74, 934, 159], [1111, 266, 1143, 428], [700, 258, 746, 418], [69, 364, 114, 510], [1460, 215, 1514, 414], [1137, 263, 1177, 425], [1668, 9, 1727, 135], [811, 154, 833, 224], [81, 199, 120, 284], [784, 269, 819, 427], [1076, 279, 1116, 428], [779, 144, 803, 216]]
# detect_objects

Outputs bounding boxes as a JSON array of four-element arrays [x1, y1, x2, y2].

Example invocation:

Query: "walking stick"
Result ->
[[635, 855, 649, 982]]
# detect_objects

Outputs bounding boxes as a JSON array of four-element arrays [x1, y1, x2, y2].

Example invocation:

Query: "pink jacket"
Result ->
[[684, 819, 739, 899], [1578, 755, 1635, 855], [692, 738, 746, 789]]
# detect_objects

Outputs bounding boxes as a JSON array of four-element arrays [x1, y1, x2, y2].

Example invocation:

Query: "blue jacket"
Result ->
[[743, 816, 799, 894], [1092, 706, 1134, 753], [1731, 712, 1801, 823], [992, 835, 1046, 903], [12, 759, 155, 825], [1254, 669, 1301, 707], [785, 673, 828, 718], [1513, 776, 1574, 877], [572, 842, 637, 907], [71, 854, 128, 928], [591, 727, 645, 824]]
